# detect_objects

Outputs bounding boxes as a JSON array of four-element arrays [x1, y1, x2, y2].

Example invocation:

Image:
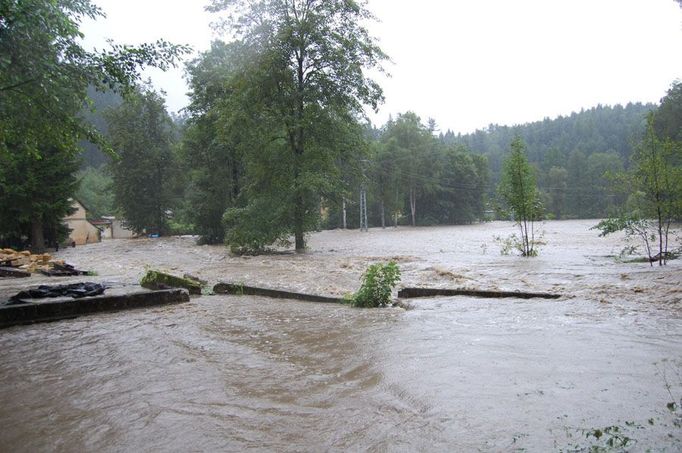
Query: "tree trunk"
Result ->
[[657, 205, 663, 266], [31, 217, 45, 253], [342, 197, 347, 229], [292, 139, 305, 252], [292, 135, 304, 251], [295, 232, 305, 252], [294, 187, 305, 252], [380, 200, 385, 229], [294, 52, 306, 253]]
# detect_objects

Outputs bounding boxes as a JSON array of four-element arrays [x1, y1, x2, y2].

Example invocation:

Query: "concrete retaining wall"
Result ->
[[397, 287, 561, 300], [0, 288, 190, 329], [213, 283, 345, 304]]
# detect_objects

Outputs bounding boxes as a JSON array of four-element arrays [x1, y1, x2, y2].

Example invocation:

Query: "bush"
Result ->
[[167, 219, 196, 236], [349, 262, 401, 308], [223, 206, 293, 255]]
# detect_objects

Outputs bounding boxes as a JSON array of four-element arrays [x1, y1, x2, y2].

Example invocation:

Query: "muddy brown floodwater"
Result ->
[[1, 220, 681, 451]]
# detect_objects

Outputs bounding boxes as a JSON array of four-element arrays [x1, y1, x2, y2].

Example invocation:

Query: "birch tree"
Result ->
[[498, 137, 542, 257]]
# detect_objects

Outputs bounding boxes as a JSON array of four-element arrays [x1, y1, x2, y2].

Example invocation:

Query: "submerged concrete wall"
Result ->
[[213, 282, 345, 304], [397, 287, 562, 300], [0, 288, 190, 329]]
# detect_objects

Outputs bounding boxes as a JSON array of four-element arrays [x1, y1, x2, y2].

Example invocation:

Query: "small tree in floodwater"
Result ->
[[595, 115, 682, 266], [497, 136, 543, 257]]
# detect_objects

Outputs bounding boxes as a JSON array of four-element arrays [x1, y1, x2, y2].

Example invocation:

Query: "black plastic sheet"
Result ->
[[7, 282, 106, 305]]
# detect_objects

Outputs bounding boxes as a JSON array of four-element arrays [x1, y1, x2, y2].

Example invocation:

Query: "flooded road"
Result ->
[[1, 221, 681, 451]]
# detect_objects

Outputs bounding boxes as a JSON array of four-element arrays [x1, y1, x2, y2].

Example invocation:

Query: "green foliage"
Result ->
[[205, 0, 387, 252], [0, 0, 187, 251], [654, 80, 682, 142], [380, 112, 435, 227], [223, 205, 293, 255], [0, 146, 79, 251], [546, 165, 568, 218], [179, 41, 244, 244], [596, 113, 682, 266], [0, 0, 189, 159], [342, 113, 489, 230], [349, 262, 401, 308], [493, 233, 539, 257], [583, 425, 634, 450], [106, 85, 178, 235], [442, 103, 653, 219], [79, 87, 123, 169], [498, 137, 542, 257], [75, 167, 114, 218], [167, 218, 195, 236]]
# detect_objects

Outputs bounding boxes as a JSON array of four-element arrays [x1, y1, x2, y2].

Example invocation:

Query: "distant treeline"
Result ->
[[443, 103, 654, 219], [77, 87, 657, 241]]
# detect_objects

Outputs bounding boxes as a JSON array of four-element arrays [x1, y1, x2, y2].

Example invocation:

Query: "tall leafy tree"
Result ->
[[0, 146, 79, 251], [586, 152, 624, 216], [565, 149, 591, 217], [369, 140, 402, 228], [596, 115, 682, 265], [380, 112, 434, 226], [105, 86, 177, 235], [631, 116, 681, 264], [0, 0, 188, 251], [498, 137, 542, 257], [435, 145, 489, 224], [207, 0, 387, 252], [181, 41, 244, 244]]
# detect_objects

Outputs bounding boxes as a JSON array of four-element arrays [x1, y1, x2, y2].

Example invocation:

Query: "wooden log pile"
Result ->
[[0, 248, 75, 275]]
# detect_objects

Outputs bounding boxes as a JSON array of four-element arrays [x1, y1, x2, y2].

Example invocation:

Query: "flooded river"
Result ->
[[1, 221, 681, 451]]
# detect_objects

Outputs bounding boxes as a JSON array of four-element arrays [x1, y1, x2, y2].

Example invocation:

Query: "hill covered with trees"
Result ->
[[443, 102, 655, 219]]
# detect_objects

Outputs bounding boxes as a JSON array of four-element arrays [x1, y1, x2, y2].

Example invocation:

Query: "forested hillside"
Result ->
[[443, 103, 655, 218], [79, 87, 123, 169]]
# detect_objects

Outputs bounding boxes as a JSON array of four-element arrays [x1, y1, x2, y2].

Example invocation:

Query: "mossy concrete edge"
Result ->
[[213, 282, 345, 304]]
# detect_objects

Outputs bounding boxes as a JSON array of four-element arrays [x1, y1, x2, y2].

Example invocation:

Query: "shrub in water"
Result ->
[[350, 261, 401, 308]]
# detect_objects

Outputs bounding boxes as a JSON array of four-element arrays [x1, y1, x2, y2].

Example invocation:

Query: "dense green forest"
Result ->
[[445, 103, 655, 219], [75, 90, 658, 230], [76, 84, 665, 248], [1, 0, 680, 254], [75, 79, 672, 250]]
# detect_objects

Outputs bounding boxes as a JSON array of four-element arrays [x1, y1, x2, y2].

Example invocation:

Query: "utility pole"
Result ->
[[359, 188, 368, 232], [359, 159, 368, 232]]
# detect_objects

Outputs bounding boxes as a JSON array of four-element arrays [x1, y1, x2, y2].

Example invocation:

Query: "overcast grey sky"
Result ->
[[81, 0, 682, 134]]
